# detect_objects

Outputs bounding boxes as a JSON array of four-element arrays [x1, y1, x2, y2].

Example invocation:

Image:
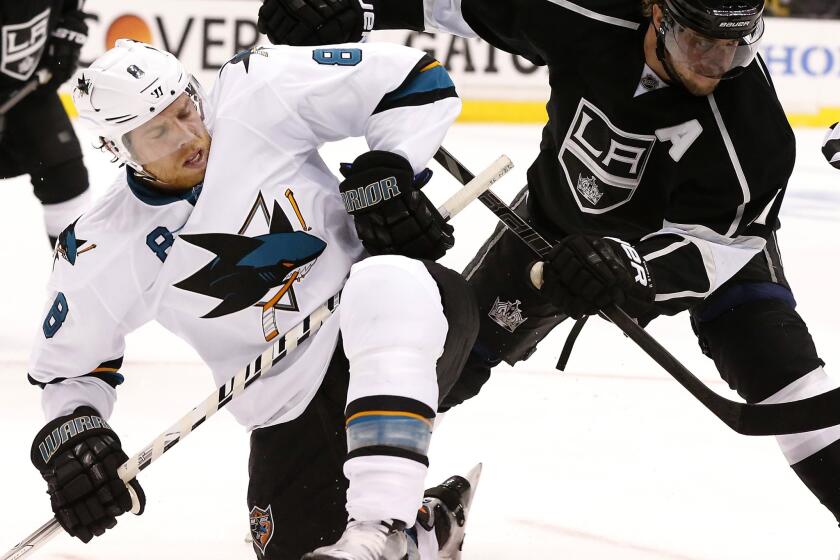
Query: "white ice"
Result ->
[[1, 123, 839, 559]]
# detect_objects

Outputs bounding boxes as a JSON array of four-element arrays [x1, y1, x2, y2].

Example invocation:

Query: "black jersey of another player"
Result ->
[[459, 0, 795, 312], [0, 0, 67, 90]]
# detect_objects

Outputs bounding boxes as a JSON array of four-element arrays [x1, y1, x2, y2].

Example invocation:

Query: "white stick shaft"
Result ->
[[118, 294, 341, 482], [1, 519, 62, 560], [437, 155, 513, 221]]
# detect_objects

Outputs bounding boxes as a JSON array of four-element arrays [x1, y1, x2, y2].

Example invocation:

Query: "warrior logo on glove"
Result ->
[[36, 411, 111, 463], [341, 175, 401, 212]]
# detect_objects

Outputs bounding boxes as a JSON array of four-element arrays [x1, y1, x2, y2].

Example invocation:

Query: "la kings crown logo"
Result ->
[[560, 98, 656, 214], [1, 8, 50, 81], [488, 297, 527, 333]]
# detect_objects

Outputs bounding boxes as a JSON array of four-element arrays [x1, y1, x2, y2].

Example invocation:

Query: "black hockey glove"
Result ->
[[40, 10, 89, 92], [339, 151, 454, 260], [257, 0, 373, 46], [31, 406, 145, 543], [537, 235, 655, 320], [823, 122, 840, 170]]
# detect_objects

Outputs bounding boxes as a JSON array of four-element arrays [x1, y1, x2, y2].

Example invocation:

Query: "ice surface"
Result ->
[[1, 124, 838, 558]]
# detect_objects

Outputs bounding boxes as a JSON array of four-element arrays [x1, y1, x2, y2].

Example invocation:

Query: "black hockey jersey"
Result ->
[[421, 0, 796, 313], [0, 0, 76, 90]]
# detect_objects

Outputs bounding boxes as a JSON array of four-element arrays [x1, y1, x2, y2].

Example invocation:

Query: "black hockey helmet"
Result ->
[[655, 0, 765, 81], [666, 0, 764, 40]]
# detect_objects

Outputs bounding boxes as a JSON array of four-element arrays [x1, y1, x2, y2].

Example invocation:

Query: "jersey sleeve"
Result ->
[[296, 43, 462, 172], [214, 43, 461, 173], [420, 0, 478, 38], [28, 216, 144, 421], [635, 184, 781, 316], [372, 0, 538, 61]]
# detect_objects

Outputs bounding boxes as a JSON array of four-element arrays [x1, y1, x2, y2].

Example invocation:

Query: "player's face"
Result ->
[[667, 29, 738, 95], [653, 5, 738, 96], [125, 94, 211, 189], [668, 57, 724, 96]]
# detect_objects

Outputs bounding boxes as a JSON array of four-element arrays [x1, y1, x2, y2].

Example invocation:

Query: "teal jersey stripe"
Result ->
[[384, 65, 454, 102]]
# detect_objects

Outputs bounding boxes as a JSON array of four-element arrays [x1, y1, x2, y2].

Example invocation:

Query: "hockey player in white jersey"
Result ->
[[27, 39, 481, 559]]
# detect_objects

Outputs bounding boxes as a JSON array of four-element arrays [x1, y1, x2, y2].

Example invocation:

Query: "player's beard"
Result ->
[[143, 132, 212, 190], [665, 55, 721, 96]]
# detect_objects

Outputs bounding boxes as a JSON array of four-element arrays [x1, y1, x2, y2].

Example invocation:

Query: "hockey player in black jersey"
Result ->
[[258, 0, 840, 536], [0, 0, 91, 245]]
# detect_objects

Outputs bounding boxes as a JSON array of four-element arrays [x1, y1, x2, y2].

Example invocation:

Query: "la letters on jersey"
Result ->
[[1, 8, 50, 81], [560, 98, 656, 215]]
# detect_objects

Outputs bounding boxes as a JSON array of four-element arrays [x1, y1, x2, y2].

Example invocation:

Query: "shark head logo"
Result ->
[[175, 192, 327, 340], [174, 229, 326, 318], [53, 218, 96, 268]]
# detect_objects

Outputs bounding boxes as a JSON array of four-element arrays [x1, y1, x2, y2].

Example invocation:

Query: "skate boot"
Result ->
[[302, 519, 418, 560], [418, 464, 482, 560]]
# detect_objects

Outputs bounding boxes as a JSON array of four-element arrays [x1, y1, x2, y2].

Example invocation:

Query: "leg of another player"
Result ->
[[13, 92, 91, 245], [691, 236, 840, 524], [246, 350, 351, 560], [442, 187, 567, 411]]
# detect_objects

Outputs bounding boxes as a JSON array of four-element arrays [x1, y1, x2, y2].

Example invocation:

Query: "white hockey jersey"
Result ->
[[29, 42, 461, 429]]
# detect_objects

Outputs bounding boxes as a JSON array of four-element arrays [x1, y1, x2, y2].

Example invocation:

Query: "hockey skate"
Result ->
[[418, 463, 482, 560], [302, 519, 418, 560]]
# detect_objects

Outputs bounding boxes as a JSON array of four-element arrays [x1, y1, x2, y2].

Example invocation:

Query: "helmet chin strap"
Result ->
[[131, 164, 197, 191], [654, 15, 691, 94]]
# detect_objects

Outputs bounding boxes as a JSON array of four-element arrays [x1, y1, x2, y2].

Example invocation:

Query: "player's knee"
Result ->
[[341, 255, 448, 362], [440, 343, 498, 411], [423, 261, 480, 401], [32, 156, 89, 205], [691, 288, 823, 403]]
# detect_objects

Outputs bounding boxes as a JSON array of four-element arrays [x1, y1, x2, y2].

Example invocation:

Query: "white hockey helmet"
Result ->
[[74, 39, 210, 174]]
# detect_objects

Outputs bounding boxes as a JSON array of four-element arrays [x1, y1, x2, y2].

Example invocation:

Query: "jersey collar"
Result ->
[[126, 168, 202, 207], [634, 64, 669, 97]]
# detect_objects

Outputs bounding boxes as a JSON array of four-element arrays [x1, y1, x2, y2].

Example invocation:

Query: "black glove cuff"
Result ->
[[31, 406, 117, 470], [348, 150, 413, 174]]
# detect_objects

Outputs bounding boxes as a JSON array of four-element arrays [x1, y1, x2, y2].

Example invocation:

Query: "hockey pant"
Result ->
[[247, 257, 479, 560], [449, 186, 840, 525], [0, 90, 90, 242]]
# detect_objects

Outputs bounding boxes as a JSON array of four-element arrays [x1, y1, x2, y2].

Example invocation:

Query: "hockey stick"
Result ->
[[434, 146, 840, 437], [2, 151, 512, 560], [0, 70, 51, 116]]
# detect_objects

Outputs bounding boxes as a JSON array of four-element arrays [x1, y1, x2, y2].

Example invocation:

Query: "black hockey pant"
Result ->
[[0, 89, 89, 241]]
